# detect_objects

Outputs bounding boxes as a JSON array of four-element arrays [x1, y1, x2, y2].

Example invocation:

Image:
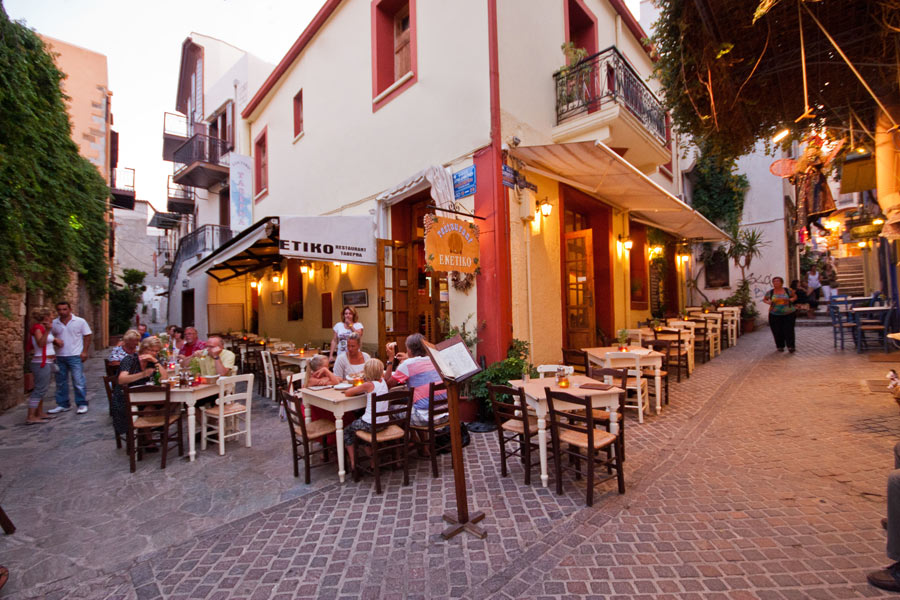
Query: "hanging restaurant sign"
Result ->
[[850, 224, 882, 240], [424, 216, 480, 274], [279, 215, 377, 265]]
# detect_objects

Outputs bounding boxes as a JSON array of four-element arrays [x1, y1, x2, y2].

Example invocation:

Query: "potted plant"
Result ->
[[741, 302, 759, 333], [616, 329, 629, 351], [440, 314, 484, 423], [470, 339, 535, 424]]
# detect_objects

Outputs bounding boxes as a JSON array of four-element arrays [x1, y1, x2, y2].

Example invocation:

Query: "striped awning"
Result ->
[[511, 141, 729, 241]]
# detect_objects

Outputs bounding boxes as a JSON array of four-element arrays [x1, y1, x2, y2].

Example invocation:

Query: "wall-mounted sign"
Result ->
[[850, 224, 882, 240], [453, 165, 476, 199], [501, 164, 537, 191], [229, 154, 253, 232], [424, 216, 480, 274], [279, 215, 376, 264]]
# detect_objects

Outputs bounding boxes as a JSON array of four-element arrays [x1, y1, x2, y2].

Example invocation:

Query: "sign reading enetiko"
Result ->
[[278, 215, 377, 265], [424, 216, 480, 274]]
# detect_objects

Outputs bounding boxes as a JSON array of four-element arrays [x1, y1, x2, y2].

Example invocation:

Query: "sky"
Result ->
[[5, 0, 641, 213], [5, 0, 324, 212]]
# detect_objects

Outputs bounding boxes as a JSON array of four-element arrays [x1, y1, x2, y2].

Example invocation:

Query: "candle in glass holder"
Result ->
[[558, 377, 570, 389]]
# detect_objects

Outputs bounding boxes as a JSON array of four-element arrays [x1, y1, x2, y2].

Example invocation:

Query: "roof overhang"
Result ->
[[188, 214, 377, 282], [511, 141, 729, 241]]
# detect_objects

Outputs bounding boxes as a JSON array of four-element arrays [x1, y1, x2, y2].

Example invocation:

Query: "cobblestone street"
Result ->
[[2, 327, 899, 599]]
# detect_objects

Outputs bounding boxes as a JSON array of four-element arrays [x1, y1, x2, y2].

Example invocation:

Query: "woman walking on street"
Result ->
[[26, 308, 55, 424], [764, 276, 798, 353]]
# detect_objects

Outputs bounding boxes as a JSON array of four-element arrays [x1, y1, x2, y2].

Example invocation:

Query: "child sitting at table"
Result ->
[[342, 358, 389, 472], [305, 354, 340, 387]]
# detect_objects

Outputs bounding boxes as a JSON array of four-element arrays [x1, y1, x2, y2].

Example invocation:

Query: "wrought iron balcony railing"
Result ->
[[554, 46, 668, 144], [167, 223, 233, 298], [173, 134, 230, 173]]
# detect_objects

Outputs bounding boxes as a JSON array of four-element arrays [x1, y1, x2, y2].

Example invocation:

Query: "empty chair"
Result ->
[[489, 384, 539, 484], [353, 388, 414, 494], [642, 340, 672, 407], [654, 327, 689, 382], [624, 329, 643, 344], [201, 374, 254, 456], [856, 307, 892, 353], [123, 385, 184, 473], [260, 350, 277, 401], [102, 375, 122, 448], [545, 388, 624, 506], [828, 303, 856, 349], [279, 388, 336, 483], [561, 348, 589, 375], [587, 366, 628, 462], [602, 352, 650, 422]]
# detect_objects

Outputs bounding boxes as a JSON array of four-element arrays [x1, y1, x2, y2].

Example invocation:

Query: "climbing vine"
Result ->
[[689, 143, 749, 235], [0, 7, 109, 301]]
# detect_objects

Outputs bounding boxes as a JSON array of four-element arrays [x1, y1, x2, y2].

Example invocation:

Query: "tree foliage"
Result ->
[[689, 144, 749, 234], [109, 268, 146, 335], [0, 5, 109, 301]]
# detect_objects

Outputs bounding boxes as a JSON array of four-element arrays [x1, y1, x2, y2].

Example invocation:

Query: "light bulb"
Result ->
[[340, 263, 348, 274]]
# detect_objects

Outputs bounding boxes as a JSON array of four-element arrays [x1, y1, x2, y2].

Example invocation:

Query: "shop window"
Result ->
[[704, 248, 730, 288], [564, 208, 590, 233], [287, 261, 303, 321], [254, 128, 267, 198], [293, 89, 303, 138], [372, 0, 417, 106]]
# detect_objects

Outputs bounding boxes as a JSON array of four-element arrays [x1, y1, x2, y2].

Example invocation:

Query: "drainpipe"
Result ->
[[523, 214, 535, 363]]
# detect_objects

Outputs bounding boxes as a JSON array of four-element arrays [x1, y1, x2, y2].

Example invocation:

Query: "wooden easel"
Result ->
[[423, 336, 487, 540]]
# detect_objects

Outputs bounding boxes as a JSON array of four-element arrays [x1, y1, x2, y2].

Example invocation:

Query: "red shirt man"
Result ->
[[178, 326, 206, 364]]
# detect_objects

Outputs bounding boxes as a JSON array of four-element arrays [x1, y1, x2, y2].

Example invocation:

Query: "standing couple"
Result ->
[[27, 301, 92, 423]]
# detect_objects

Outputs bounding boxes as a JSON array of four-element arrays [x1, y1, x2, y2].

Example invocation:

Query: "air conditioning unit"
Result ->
[[518, 187, 537, 221]]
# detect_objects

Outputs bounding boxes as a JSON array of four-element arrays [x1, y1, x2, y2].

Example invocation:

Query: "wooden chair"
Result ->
[[828, 303, 857, 349], [104, 359, 119, 378], [602, 352, 649, 423], [279, 388, 336, 483], [353, 388, 415, 494], [545, 387, 624, 506], [642, 340, 671, 407], [587, 366, 628, 462], [243, 347, 264, 394], [654, 328, 689, 382], [536, 364, 574, 378], [488, 384, 539, 484], [561, 348, 589, 375], [686, 319, 711, 363], [409, 382, 451, 478], [856, 308, 892, 353], [123, 385, 183, 473], [270, 354, 296, 395], [260, 350, 277, 401], [102, 375, 122, 448], [200, 374, 254, 456]]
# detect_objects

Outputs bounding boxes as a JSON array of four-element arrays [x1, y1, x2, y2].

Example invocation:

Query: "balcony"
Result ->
[[157, 236, 175, 276], [172, 134, 230, 189], [552, 46, 671, 172], [149, 211, 181, 230], [110, 167, 136, 210], [167, 174, 195, 214], [162, 112, 188, 161]]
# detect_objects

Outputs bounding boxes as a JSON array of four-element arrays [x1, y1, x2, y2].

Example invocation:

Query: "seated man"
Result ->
[[196, 336, 236, 376], [386, 333, 447, 426], [178, 327, 207, 367]]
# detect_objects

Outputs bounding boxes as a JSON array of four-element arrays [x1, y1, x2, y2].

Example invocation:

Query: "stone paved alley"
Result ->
[[1, 327, 899, 599]]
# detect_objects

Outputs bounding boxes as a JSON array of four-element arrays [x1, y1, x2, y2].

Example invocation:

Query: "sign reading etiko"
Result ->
[[279, 215, 377, 264], [424, 216, 480, 274]]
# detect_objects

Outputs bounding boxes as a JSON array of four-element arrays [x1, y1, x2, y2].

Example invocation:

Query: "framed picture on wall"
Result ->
[[271, 290, 285, 305], [341, 289, 368, 308]]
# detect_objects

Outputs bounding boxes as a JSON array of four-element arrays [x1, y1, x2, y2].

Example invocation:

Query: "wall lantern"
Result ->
[[649, 245, 663, 257], [618, 234, 633, 251], [271, 263, 282, 284], [300, 263, 309, 274], [873, 217, 885, 226], [539, 198, 553, 217], [858, 240, 868, 248], [340, 263, 348, 274], [250, 279, 257, 289]]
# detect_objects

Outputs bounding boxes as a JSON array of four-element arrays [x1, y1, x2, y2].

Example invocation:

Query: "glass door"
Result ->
[[377, 239, 415, 355], [563, 230, 595, 349]]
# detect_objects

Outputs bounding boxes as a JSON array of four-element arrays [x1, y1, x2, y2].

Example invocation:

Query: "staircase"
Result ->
[[834, 256, 865, 297]]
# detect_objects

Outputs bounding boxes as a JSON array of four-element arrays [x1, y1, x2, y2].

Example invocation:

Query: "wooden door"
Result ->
[[563, 230, 596, 349], [377, 239, 415, 358], [182, 289, 195, 328]]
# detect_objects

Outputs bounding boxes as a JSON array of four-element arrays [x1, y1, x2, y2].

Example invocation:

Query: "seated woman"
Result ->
[[341, 358, 389, 471], [333, 334, 370, 381], [791, 279, 816, 310], [305, 354, 340, 387], [111, 336, 168, 440]]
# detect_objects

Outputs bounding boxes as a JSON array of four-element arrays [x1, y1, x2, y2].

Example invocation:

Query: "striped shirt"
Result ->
[[393, 356, 446, 409]]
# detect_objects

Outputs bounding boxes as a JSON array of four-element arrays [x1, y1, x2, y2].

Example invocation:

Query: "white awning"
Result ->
[[376, 165, 456, 208], [188, 215, 377, 281], [511, 141, 729, 241]]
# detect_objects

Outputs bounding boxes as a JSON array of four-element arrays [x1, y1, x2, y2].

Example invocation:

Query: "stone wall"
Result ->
[[0, 283, 26, 412]]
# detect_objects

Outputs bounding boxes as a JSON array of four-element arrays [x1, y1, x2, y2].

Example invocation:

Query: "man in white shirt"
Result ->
[[48, 301, 93, 415]]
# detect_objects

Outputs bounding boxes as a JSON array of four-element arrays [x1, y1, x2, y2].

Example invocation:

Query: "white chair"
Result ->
[[603, 352, 649, 423], [279, 371, 306, 421], [260, 350, 276, 401], [624, 329, 643, 344], [536, 364, 574, 378], [201, 374, 254, 456]]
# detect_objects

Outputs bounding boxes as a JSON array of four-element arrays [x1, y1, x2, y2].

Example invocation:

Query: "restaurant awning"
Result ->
[[187, 215, 377, 282], [511, 141, 729, 241]]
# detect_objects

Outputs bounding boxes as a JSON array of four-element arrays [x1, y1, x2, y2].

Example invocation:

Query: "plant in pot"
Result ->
[[616, 329, 630, 351], [469, 339, 536, 426]]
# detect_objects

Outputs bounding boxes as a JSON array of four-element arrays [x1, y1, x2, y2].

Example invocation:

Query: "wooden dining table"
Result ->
[[583, 345, 665, 413], [508, 375, 623, 488], [271, 350, 315, 369], [141, 382, 220, 462], [301, 385, 367, 483]]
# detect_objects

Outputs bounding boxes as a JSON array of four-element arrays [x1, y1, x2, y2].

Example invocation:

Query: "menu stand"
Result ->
[[424, 336, 486, 540]]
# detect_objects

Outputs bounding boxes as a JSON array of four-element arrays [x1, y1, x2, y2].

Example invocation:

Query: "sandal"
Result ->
[[867, 562, 900, 592], [0, 565, 8, 590]]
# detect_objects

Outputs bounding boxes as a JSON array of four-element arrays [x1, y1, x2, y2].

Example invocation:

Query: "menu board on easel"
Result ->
[[423, 335, 481, 382]]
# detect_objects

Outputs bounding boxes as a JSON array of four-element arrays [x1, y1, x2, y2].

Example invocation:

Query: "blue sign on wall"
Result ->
[[502, 164, 516, 188], [453, 165, 477, 199]]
